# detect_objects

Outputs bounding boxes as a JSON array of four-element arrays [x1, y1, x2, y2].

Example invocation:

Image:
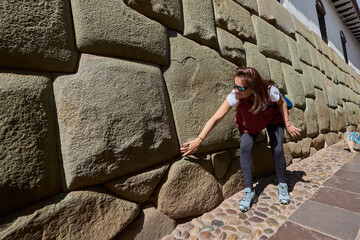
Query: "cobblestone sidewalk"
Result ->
[[162, 141, 356, 240]]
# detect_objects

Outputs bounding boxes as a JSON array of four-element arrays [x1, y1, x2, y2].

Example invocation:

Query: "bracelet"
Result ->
[[197, 136, 204, 141]]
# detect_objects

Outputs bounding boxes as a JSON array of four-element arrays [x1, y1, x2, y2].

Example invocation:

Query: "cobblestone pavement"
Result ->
[[162, 141, 357, 240]]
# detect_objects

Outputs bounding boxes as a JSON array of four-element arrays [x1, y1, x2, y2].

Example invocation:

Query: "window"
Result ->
[[316, 0, 328, 43], [340, 31, 348, 64]]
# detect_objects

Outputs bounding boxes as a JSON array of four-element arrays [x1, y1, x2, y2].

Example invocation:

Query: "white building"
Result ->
[[281, 0, 360, 75]]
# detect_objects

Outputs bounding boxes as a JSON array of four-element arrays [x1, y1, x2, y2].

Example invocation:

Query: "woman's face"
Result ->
[[234, 76, 253, 99]]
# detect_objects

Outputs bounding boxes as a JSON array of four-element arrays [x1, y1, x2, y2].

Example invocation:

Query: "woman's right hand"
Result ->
[[180, 138, 202, 157]]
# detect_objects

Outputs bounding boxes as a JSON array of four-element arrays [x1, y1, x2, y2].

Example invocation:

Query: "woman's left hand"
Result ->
[[286, 124, 301, 138]]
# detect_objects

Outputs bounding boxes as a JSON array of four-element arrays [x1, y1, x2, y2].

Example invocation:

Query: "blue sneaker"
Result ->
[[239, 187, 257, 212], [278, 183, 290, 204]]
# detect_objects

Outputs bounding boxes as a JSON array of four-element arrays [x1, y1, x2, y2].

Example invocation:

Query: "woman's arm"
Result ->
[[276, 96, 301, 138], [180, 99, 233, 157]]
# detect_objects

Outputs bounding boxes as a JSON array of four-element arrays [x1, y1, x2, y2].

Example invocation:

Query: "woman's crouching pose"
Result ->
[[180, 67, 301, 212]]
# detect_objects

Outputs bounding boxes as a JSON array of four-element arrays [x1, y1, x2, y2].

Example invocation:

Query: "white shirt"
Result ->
[[226, 85, 280, 107]]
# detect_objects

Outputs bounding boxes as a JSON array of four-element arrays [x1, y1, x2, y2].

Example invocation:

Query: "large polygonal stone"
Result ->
[[244, 42, 271, 79], [216, 28, 246, 67], [0, 72, 60, 215], [300, 138, 312, 158], [183, 0, 217, 48], [287, 107, 306, 140], [252, 15, 291, 64], [70, 0, 168, 65], [256, 0, 295, 38], [103, 163, 170, 203], [0, 189, 139, 240], [308, 43, 320, 70], [329, 109, 339, 132], [314, 89, 330, 133], [335, 107, 346, 132], [296, 33, 312, 66], [213, 0, 256, 43], [312, 134, 325, 150], [54, 54, 178, 191], [304, 98, 319, 138], [285, 141, 301, 157], [281, 63, 306, 110], [211, 151, 232, 180], [324, 78, 338, 109], [125, 0, 183, 31], [286, 36, 303, 73], [233, 0, 259, 14], [115, 205, 176, 240], [267, 58, 286, 93], [0, 0, 77, 72], [309, 67, 325, 90], [219, 158, 245, 199], [157, 158, 222, 219], [292, 16, 316, 48], [301, 63, 316, 99], [163, 31, 239, 153]]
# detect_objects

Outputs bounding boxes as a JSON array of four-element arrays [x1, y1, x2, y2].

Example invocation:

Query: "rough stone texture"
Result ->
[[125, 0, 183, 31], [309, 67, 325, 90], [315, 89, 331, 134], [329, 109, 339, 132], [0, 72, 60, 215], [157, 158, 222, 219], [335, 107, 346, 132], [182, 0, 217, 48], [285, 142, 301, 157], [283, 144, 293, 166], [216, 28, 246, 67], [309, 147, 317, 157], [252, 142, 275, 179], [115, 205, 176, 240], [324, 78, 338, 109], [286, 36, 303, 73], [301, 64, 316, 99], [233, 0, 258, 14], [300, 138, 312, 158], [332, 83, 343, 107], [211, 151, 232, 180], [103, 162, 169, 203], [0, 0, 77, 72], [268, 58, 286, 93], [256, 0, 295, 38], [213, 0, 256, 43], [312, 134, 325, 150], [252, 15, 291, 64], [292, 16, 316, 48], [70, 0, 168, 65], [163, 31, 239, 154], [244, 42, 271, 79], [54, 54, 178, 191], [287, 107, 306, 140], [296, 33, 312, 66], [281, 63, 306, 110], [330, 132, 341, 144], [0, 189, 140, 240], [307, 43, 320, 70], [219, 158, 245, 199], [304, 98, 319, 138]]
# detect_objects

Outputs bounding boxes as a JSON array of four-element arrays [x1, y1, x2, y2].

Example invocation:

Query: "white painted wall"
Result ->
[[281, 0, 360, 75]]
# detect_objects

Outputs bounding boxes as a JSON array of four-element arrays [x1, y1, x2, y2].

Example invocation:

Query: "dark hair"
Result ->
[[235, 66, 275, 114]]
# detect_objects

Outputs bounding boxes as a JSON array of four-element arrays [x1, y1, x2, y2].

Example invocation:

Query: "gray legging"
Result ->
[[240, 122, 286, 188]]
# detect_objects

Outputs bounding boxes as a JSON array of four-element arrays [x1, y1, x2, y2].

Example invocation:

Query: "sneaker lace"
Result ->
[[279, 185, 288, 196], [242, 191, 252, 201]]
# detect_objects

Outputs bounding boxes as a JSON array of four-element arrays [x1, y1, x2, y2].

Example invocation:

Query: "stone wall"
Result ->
[[0, 0, 359, 239]]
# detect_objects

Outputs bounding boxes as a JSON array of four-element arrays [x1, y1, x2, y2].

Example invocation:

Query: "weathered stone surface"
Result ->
[[233, 0, 258, 14], [324, 78, 338, 109], [281, 63, 306, 110], [296, 33, 312, 66], [286, 36, 303, 73], [54, 54, 178, 191], [301, 64, 316, 99], [213, 0, 256, 43], [292, 16, 316, 48], [312, 134, 325, 150], [157, 158, 222, 219], [307, 43, 320, 70], [125, 0, 183, 31], [252, 142, 275, 179], [244, 42, 271, 79], [70, 0, 168, 65], [330, 132, 341, 144], [0, 0, 77, 72], [256, 0, 295, 37], [311, 32, 322, 51], [336, 68, 346, 85], [285, 142, 301, 157], [219, 158, 245, 199], [164, 31, 239, 153], [287, 107, 306, 140], [103, 163, 169, 203], [317, 52, 326, 74], [304, 98, 319, 138], [268, 58, 286, 93], [183, 0, 217, 48], [335, 107, 346, 132], [211, 151, 232, 180], [252, 15, 291, 64], [300, 138, 312, 158], [115, 205, 176, 240], [0, 189, 140, 240], [309, 147, 317, 157], [309, 67, 325, 90], [333, 83, 343, 107], [283, 144, 293, 166], [329, 109, 338, 132], [216, 28, 246, 66], [314, 89, 330, 133], [0, 72, 60, 215]]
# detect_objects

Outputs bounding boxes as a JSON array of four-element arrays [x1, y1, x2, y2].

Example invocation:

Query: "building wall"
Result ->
[[282, 0, 360, 74]]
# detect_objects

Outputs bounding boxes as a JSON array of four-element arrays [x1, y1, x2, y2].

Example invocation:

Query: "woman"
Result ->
[[180, 67, 301, 212]]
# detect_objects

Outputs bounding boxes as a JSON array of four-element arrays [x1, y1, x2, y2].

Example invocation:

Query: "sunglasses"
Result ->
[[234, 83, 249, 92]]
